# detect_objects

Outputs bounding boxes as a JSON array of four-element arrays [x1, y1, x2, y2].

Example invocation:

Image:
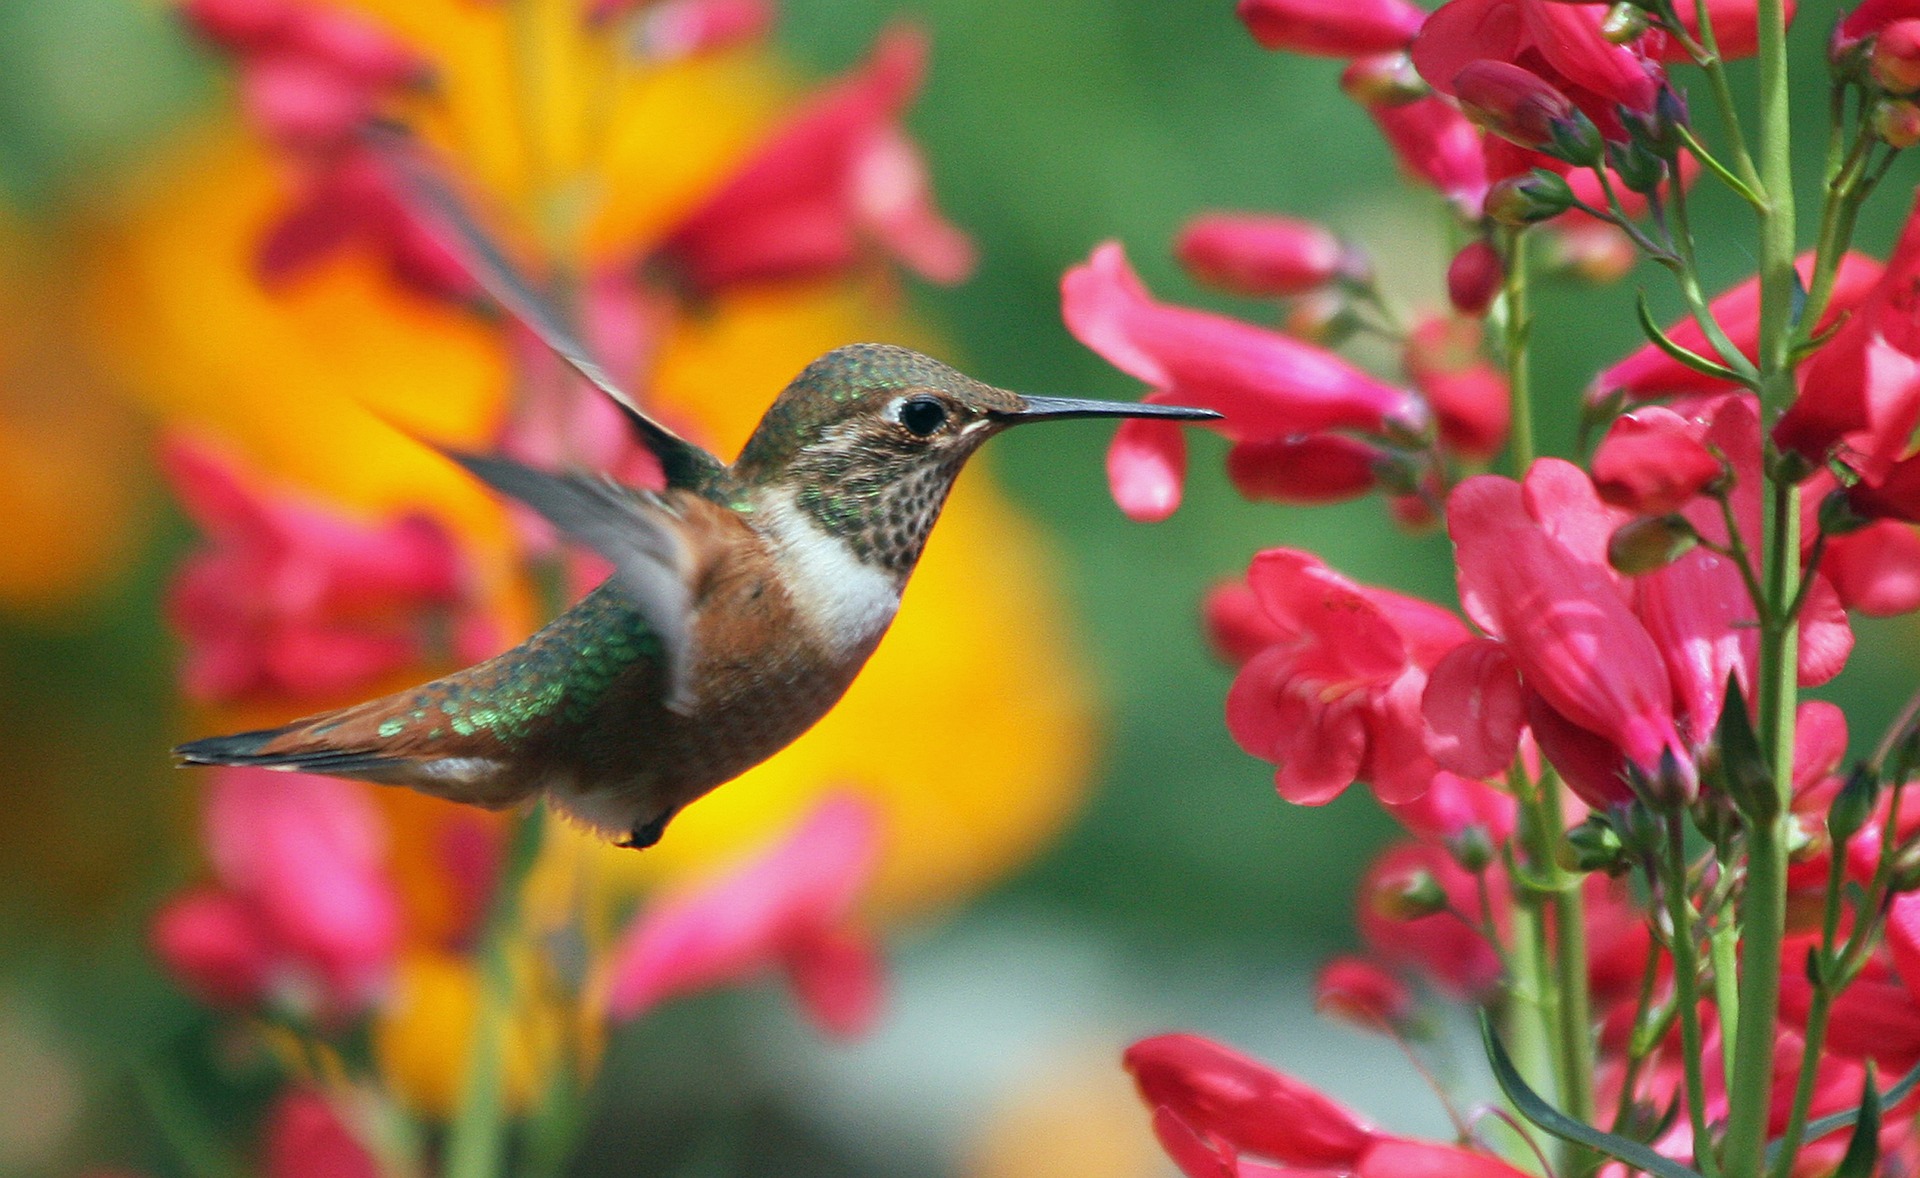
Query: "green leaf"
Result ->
[[1767, 1059, 1920, 1169], [1480, 1012, 1704, 1178], [1634, 290, 1745, 384], [1833, 1068, 1881, 1178], [1716, 674, 1778, 822]]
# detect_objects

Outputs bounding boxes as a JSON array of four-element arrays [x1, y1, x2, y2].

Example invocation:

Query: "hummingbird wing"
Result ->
[[364, 123, 729, 495], [436, 446, 702, 714]]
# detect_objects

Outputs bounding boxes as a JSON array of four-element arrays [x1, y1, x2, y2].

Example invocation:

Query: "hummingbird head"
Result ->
[[733, 344, 1216, 576]]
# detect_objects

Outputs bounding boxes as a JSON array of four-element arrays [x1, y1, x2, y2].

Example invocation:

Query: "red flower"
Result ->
[[618, 0, 775, 61], [1123, 1034, 1376, 1168], [1065, 242, 1427, 518], [1357, 1139, 1534, 1178], [1411, 0, 1661, 134], [1825, 518, 1920, 615], [1590, 406, 1724, 515], [161, 435, 491, 705], [1237, 0, 1428, 56], [1646, 0, 1796, 63], [1225, 549, 1471, 805], [1226, 434, 1384, 505], [1404, 315, 1509, 460], [1776, 194, 1920, 479], [262, 147, 475, 299], [1590, 251, 1883, 404], [601, 792, 886, 1037], [655, 24, 973, 293], [1451, 60, 1584, 151], [1358, 841, 1505, 997], [1314, 955, 1414, 1031], [1446, 238, 1503, 315], [1175, 212, 1366, 298], [1356, 91, 1492, 217], [152, 767, 402, 1017], [264, 1088, 377, 1178], [1836, 0, 1920, 58]]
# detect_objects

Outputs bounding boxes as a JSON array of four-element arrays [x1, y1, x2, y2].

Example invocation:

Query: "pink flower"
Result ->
[[1123, 1034, 1376, 1168], [618, 0, 775, 61], [1446, 238, 1503, 315], [1590, 406, 1724, 515], [601, 792, 886, 1037], [1835, 0, 1920, 58], [1356, 92, 1492, 217], [1225, 550, 1471, 805], [1776, 195, 1920, 479], [1411, 0, 1661, 134], [153, 767, 402, 1018], [655, 24, 973, 293], [264, 1088, 377, 1178], [1645, 0, 1796, 63], [1591, 251, 1883, 404], [261, 147, 475, 299], [1451, 60, 1584, 151], [1404, 315, 1509, 460], [161, 434, 490, 704], [1065, 242, 1427, 518], [1175, 213, 1364, 298], [1437, 460, 1690, 803], [1237, 0, 1428, 56], [1825, 519, 1920, 615], [1357, 1140, 1534, 1178], [1226, 434, 1384, 505], [1314, 955, 1414, 1031], [1359, 842, 1505, 997]]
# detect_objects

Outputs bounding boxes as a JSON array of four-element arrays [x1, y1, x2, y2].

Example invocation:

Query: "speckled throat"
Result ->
[[785, 441, 969, 577]]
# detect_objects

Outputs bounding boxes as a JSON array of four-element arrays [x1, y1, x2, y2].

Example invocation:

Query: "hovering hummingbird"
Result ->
[[174, 129, 1219, 849]]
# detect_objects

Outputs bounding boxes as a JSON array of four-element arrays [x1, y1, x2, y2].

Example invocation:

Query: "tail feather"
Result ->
[[172, 725, 410, 780]]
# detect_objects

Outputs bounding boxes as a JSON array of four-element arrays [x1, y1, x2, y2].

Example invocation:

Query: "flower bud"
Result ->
[[1340, 52, 1428, 105], [1872, 19, 1920, 93], [1592, 408, 1723, 515], [1607, 139, 1667, 194], [1602, 2, 1649, 43], [1447, 239, 1503, 316], [1453, 61, 1597, 162], [1175, 213, 1366, 298], [1819, 485, 1875, 536], [1238, 0, 1428, 57], [1370, 867, 1449, 920], [1607, 515, 1699, 574], [1828, 764, 1881, 845], [1546, 221, 1639, 284], [1485, 170, 1577, 226], [1448, 825, 1495, 873], [1562, 813, 1628, 874], [1314, 956, 1414, 1032], [1874, 97, 1920, 148]]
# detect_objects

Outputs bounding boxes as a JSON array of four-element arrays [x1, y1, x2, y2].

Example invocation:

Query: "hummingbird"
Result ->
[[173, 129, 1218, 849]]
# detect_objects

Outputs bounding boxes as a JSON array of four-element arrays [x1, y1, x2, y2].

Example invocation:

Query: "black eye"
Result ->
[[898, 395, 949, 437]]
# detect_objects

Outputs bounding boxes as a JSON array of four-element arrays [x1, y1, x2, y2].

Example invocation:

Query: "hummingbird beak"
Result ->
[[993, 395, 1222, 424]]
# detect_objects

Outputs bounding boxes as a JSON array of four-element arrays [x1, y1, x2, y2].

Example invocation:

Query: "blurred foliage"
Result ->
[[2, 0, 1918, 1175]]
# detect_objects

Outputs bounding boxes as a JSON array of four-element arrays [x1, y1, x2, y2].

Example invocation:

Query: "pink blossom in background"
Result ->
[[655, 23, 973, 293], [1313, 955, 1414, 1032], [1358, 841, 1505, 998], [264, 1088, 378, 1178], [1411, 0, 1661, 134], [1123, 1034, 1376, 1168], [1353, 91, 1491, 217], [601, 791, 886, 1037], [161, 434, 493, 704], [1174, 212, 1365, 298], [1236, 0, 1427, 57]]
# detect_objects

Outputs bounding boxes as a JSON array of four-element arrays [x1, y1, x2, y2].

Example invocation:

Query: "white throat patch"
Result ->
[[756, 489, 901, 655]]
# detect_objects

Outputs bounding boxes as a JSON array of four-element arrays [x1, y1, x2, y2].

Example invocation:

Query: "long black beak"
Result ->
[[993, 395, 1222, 424]]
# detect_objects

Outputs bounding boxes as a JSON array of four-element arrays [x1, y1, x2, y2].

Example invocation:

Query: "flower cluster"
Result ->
[[1075, 0, 1920, 1175]]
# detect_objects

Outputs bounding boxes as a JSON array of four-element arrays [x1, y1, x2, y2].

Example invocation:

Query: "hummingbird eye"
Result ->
[[896, 395, 950, 438]]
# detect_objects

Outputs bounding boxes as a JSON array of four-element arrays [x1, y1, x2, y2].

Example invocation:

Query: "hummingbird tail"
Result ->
[[173, 725, 413, 780]]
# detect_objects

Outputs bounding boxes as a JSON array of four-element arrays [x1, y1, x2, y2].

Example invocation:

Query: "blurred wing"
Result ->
[[438, 447, 701, 714], [366, 123, 728, 493]]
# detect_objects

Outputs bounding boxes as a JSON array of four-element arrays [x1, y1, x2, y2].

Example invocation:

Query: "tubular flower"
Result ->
[[1226, 434, 1384, 505], [1122, 1034, 1376, 1168], [1450, 60, 1584, 152], [1589, 251, 1883, 404], [152, 767, 402, 1018], [1313, 955, 1414, 1032], [1236, 0, 1428, 57], [161, 434, 494, 705], [1437, 461, 1690, 805], [1404, 315, 1509, 460], [1359, 840, 1506, 997], [1224, 549, 1470, 805], [1064, 242, 1427, 519], [1411, 0, 1661, 134], [1776, 194, 1920, 480], [1590, 405, 1724, 515], [1355, 91, 1492, 217], [599, 792, 885, 1037], [654, 23, 974, 294], [1174, 212, 1366, 299], [1446, 238, 1502, 315]]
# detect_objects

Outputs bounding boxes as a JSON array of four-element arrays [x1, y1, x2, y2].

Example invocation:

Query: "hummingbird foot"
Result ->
[[620, 807, 677, 850]]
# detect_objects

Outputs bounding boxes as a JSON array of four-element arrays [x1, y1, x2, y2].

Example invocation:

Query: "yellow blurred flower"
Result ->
[[90, 0, 1094, 927], [373, 946, 569, 1118]]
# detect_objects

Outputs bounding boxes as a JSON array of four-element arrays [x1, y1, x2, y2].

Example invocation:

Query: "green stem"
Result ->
[[1538, 776, 1597, 1147], [1659, 816, 1722, 1178], [1769, 844, 1852, 1177], [444, 807, 549, 1178], [1720, 0, 1799, 1168], [1709, 918, 1740, 1093], [1501, 229, 1534, 474]]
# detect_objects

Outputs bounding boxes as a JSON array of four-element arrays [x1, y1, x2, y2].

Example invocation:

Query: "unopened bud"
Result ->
[[1874, 97, 1920, 148], [1828, 764, 1881, 844], [1454, 60, 1598, 162], [1485, 170, 1577, 226], [1176, 213, 1368, 299], [1562, 813, 1628, 874], [1819, 486, 1874, 536], [1607, 139, 1667, 194], [1602, 2, 1649, 43], [1340, 52, 1428, 106], [1314, 956, 1414, 1032], [1872, 20, 1920, 93], [1449, 825, 1495, 874], [1608, 515, 1699, 574], [1371, 868, 1449, 920], [1447, 239, 1504, 316], [1620, 800, 1662, 859]]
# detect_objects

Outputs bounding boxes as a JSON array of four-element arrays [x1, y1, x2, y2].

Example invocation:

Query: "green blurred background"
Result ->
[[1, 0, 1916, 1174]]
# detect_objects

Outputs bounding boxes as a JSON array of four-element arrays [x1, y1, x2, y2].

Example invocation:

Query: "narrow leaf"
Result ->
[[1833, 1068, 1881, 1178], [1634, 290, 1744, 384], [1480, 1013, 1703, 1178], [1716, 674, 1778, 822], [1767, 1059, 1920, 1168]]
